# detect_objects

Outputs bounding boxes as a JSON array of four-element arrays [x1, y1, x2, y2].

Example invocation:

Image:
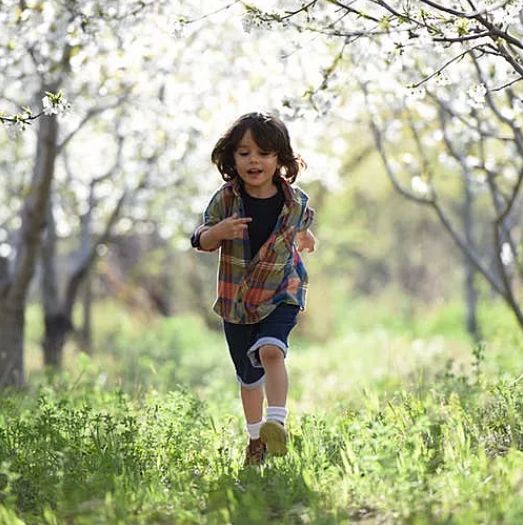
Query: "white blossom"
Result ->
[[467, 84, 487, 109], [414, 30, 434, 50], [241, 11, 258, 33], [405, 86, 426, 102], [42, 92, 71, 116], [502, 165, 518, 182], [172, 19, 186, 39], [490, 1, 523, 26], [402, 152, 417, 166], [241, 10, 271, 33], [3, 120, 25, 139], [500, 242, 514, 265], [411, 175, 431, 196], [434, 72, 452, 86], [0, 243, 12, 258]]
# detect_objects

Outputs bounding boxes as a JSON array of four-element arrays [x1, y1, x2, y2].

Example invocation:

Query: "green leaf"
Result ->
[[379, 16, 391, 31], [457, 19, 469, 37]]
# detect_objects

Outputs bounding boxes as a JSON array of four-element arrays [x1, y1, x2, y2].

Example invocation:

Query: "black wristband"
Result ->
[[190, 229, 202, 249]]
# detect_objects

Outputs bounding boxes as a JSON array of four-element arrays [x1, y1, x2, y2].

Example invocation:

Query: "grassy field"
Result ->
[[1, 299, 522, 524]]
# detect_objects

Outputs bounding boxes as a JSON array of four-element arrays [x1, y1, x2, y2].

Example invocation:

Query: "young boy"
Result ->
[[191, 112, 316, 465]]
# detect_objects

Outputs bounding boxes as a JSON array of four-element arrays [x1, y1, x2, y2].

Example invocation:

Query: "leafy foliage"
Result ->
[[3, 304, 523, 524]]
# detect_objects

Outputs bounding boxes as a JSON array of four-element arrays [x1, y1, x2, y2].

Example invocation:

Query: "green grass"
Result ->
[[2, 299, 522, 524]]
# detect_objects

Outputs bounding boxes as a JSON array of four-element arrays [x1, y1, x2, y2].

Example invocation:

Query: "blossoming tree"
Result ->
[[0, 0, 170, 386], [241, 0, 523, 332]]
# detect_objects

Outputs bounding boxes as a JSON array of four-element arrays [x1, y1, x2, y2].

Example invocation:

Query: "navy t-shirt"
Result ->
[[241, 182, 284, 260]]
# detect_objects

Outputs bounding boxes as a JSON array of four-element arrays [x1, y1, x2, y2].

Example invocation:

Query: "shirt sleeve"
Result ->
[[296, 190, 315, 231], [298, 204, 315, 231], [190, 188, 226, 251]]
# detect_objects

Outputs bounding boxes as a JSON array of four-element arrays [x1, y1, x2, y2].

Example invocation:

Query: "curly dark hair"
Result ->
[[211, 112, 306, 184]]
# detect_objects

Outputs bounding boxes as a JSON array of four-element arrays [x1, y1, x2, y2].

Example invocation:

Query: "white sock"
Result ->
[[246, 419, 265, 440], [266, 406, 287, 425]]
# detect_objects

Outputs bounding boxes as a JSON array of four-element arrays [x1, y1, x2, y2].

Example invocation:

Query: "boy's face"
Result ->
[[233, 129, 279, 197]]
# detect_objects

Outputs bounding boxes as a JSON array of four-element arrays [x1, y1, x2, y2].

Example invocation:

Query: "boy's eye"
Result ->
[[236, 150, 274, 157]]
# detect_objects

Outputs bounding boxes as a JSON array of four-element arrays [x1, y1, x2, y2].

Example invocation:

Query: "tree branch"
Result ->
[[361, 80, 507, 295], [65, 190, 127, 317], [7, 80, 60, 305], [326, 0, 382, 23], [411, 43, 486, 88], [57, 94, 129, 153], [420, 0, 512, 21]]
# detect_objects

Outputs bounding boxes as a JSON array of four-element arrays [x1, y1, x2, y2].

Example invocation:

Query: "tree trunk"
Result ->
[[463, 258, 480, 342], [42, 313, 72, 367], [79, 274, 93, 354], [0, 303, 25, 388], [0, 111, 58, 388], [462, 172, 481, 343], [39, 188, 126, 362], [41, 196, 68, 367]]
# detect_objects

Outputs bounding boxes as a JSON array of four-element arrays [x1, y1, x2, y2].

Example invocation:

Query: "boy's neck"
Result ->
[[242, 180, 278, 199]]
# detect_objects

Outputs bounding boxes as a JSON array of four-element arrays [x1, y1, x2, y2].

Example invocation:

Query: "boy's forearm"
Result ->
[[199, 225, 222, 251]]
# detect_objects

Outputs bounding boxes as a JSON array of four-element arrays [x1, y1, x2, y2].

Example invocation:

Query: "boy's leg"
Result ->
[[240, 384, 264, 423], [241, 385, 267, 466], [244, 304, 299, 457], [259, 345, 289, 456], [223, 320, 265, 423], [222, 320, 269, 465], [259, 345, 288, 407]]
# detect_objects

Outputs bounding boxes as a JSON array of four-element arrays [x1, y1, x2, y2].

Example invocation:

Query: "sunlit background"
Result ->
[[1, 1, 523, 523]]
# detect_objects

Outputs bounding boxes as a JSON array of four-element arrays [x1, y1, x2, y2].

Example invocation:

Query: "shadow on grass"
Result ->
[[203, 435, 355, 525]]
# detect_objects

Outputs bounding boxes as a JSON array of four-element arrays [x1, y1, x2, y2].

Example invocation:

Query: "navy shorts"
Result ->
[[223, 303, 300, 389]]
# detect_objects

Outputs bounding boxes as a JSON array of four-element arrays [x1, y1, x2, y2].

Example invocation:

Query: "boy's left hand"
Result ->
[[296, 229, 316, 253]]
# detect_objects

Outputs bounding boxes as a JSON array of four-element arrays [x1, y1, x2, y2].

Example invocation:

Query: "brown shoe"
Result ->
[[260, 420, 287, 456], [244, 438, 267, 466]]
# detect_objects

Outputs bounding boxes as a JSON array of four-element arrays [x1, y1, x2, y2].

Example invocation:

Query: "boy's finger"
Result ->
[[236, 217, 252, 223]]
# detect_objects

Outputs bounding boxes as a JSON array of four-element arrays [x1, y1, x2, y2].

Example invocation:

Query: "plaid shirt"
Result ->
[[192, 176, 314, 324]]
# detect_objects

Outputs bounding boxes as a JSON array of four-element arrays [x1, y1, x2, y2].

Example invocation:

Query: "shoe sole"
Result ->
[[260, 421, 287, 456]]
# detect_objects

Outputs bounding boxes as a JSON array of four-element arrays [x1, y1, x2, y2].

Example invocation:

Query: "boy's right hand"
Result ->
[[213, 213, 252, 240], [200, 213, 252, 250]]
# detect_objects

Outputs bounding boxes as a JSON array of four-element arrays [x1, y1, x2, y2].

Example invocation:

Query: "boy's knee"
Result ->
[[259, 344, 284, 363]]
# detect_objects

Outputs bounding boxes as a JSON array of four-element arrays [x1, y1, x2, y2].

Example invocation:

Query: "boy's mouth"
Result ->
[[246, 169, 263, 175]]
